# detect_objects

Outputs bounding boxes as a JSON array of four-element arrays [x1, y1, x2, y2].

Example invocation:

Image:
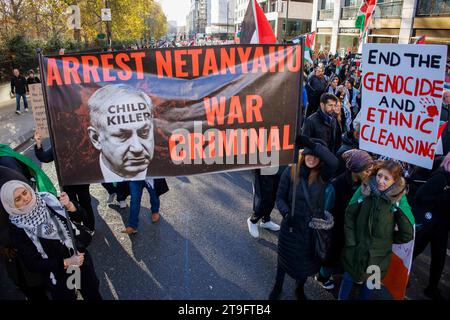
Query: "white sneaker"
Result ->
[[119, 200, 127, 209], [247, 217, 259, 238], [24, 108, 29, 113], [107, 193, 115, 204], [260, 221, 280, 231], [15, 110, 21, 115]]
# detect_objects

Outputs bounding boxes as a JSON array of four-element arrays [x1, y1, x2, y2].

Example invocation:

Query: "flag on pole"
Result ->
[[435, 121, 448, 155], [355, 0, 377, 46], [414, 35, 426, 44], [293, 32, 315, 63], [381, 196, 415, 300], [240, 0, 276, 44], [304, 31, 316, 64]]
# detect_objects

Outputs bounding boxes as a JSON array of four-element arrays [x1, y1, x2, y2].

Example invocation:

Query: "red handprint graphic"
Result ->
[[420, 97, 439, 118]]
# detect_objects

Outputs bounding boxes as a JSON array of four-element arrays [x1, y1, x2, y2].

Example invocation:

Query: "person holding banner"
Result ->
[[247, 169, 284, 239], [34, 132, 96, 233], [122, 178, 169, 235], [87, 84, 155, 183], [339, 160, 414, 300], [0, 167, 48, 300], [411, 152, 450, 301], [0, 181, 102, 300], [270, 136, 338, 300]]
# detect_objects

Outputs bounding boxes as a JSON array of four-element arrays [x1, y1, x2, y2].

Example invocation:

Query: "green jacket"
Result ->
[[341, 177, 414, 282]]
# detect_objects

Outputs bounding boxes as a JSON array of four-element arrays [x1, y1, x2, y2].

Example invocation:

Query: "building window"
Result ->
[[271, 1, 276, 12], [282, 19, 311, 38], [319, 0, 334, 20], [321, 0, 334, 10], [318, 9, 334, 20], [344, 0, 362, 7], [416, 0, 450, 16], [377, 1, 403, 18]]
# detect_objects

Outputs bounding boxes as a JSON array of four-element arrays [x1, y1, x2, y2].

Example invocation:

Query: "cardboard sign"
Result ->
[[359, 44, 447, 169], [28, 84, 49, 139]]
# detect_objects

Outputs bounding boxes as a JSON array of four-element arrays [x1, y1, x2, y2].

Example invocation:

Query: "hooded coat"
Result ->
[[341, 177, 414, 282], [275, 143, 338, 280]]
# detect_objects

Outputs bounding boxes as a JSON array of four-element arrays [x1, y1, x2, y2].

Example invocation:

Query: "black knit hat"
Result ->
[[302, 138, 327, 157]]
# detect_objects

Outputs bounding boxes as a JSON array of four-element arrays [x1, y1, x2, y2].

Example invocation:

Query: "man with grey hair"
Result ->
[[87, 84, 155, 182]]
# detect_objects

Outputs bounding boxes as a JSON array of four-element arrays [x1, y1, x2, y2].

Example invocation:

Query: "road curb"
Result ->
[[10, 129, 34, 151]]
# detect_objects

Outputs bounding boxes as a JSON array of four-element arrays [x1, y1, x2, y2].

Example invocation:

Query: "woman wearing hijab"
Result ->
[[0, 181, 102, 300], [0, 167, 48, 300]]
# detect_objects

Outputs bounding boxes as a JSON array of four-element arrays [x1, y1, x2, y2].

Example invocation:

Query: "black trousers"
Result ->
[[413, 217, 449, 289], [251, 170, 281, 223], [101, 182, 129, 201], [63, 184, 95, 231], [48, 251, 102, 300]]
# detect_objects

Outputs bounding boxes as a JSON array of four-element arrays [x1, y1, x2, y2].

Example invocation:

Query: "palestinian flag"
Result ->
[[414, 35, 426, 44], [240, 0, 276, 44], [304, 31, 316, 64], [435, 121, 448, 155], [355, 0, 377, 44], [381, 196, 416, 300]]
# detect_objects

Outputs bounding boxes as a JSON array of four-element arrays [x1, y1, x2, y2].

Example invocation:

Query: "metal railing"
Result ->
[[341, 6, 359, 20], [318, 9, 334, 20], [416, 0, 450, 16], [377, 1, 403, 18], [341, 1, 403, 20]]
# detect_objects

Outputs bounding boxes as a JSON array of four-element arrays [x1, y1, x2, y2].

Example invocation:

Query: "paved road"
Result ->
[[0, 139, 449, 300], [0, 98, 34, 148]]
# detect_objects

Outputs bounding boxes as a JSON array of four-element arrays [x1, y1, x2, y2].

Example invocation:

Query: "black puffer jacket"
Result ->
[[275, 143, 338, 280]]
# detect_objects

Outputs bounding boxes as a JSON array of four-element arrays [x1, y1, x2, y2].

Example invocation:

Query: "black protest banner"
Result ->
[[41, 44, 302, 185]]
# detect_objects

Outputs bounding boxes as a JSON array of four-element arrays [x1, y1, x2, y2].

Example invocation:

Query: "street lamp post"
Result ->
[[104, 0, 112, 47], [284, 0, 290, 41], [227, 1, 229, 39]]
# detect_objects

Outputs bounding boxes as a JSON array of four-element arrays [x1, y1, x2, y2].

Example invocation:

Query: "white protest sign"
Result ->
[[29, 84, 50, 138], [359, 44, 447, 169], [101, 8, 111, 21]]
